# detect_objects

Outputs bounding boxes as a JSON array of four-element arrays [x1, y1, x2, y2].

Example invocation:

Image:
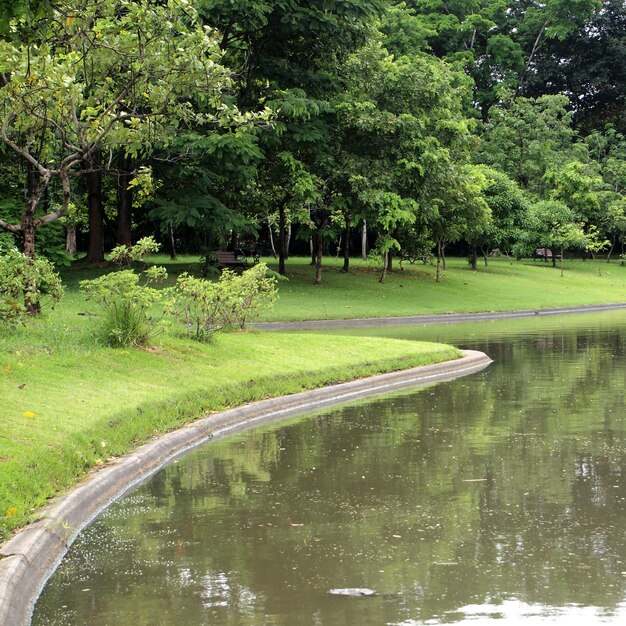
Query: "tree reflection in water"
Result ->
[[34, 313, 626, 625]]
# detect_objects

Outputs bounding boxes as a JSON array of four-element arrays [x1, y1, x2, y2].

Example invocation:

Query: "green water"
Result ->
[[33, 312, 626, 625]]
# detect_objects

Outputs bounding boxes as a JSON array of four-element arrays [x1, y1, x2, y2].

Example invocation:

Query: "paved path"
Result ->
[[253, 302, 626, 331]]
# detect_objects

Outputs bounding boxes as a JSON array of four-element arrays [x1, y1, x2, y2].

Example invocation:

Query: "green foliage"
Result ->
[[217, 263, 279, 330], [0, 0, 51, 36], [167, 262, 279, 339], [80, 269, 166, 348], [0, 247, 62, 325], [0, 231, 15, 254], [80, 238, 166, 347], [545, 160, 605, 223], [109, 236, 161, 268], [166, 273, 223, 342], [0, 0, 268, 254], [477, 95, 575, 193]]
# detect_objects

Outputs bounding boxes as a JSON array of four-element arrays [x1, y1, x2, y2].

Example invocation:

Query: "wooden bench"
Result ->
[[400, 251, 430, 266], [534, 248, 562, 261], [214, 249, 258, 269]]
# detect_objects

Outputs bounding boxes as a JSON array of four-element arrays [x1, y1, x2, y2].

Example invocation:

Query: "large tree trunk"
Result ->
[[65, 223, 77, 256], [342, 225, 350, 272], [21, 204, 39, 314], [20, 166, 50, 265], [116, 156, 134, 246], [310, 233, 317, 265], [278, 202, 287, 276], [379, 250, 388, 283], [168, 224, 177, 260], [85, 155, 104, 263], [228, 229, 238, 251], [22, 212, 36, 261], [361, 220, 368, 260], [470, 244, 477, 270], [314, 234, 323, 284]]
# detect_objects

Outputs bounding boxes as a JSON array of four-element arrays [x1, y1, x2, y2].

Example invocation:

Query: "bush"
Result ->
[[80, 238, 167, 347], [166, 273, 224, 342], [218, 263, 279, 329], [109, 236, 160, 267], [167, 262, 278, 340], [0, 248, 63, 324]]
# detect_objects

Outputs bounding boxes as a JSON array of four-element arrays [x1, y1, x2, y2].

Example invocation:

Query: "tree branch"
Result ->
[[0, 219, 22, 233], [1, 113, 50, 177]]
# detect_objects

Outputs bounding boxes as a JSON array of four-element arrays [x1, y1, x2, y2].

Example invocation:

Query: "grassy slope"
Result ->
[[3, 252, 625, 539], [261, 256, 626, 320], [0, 269, 458, 538]]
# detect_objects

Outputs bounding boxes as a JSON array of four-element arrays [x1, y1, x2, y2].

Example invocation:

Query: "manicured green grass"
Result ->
[[258, 255, 626, 321], [3, 251, 623, 540], [0, 295, 458, 539]]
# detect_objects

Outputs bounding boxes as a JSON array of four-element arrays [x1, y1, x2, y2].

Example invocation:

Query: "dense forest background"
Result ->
[[1, 0, 625, 279]]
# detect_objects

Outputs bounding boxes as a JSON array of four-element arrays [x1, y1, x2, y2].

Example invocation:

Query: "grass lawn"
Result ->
[[259, 255, 626, 321], [0, 263, 459, 539], [3, 251, 624, 540]]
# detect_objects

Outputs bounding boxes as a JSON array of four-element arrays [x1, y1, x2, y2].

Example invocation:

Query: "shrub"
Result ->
[[80, 239, 167, 347], [0, 248, 63, 324], [166, 273, 224, 342], [167, 262, 279, 340], [109, 236, 160, 267], [217, 263, 278, 329]]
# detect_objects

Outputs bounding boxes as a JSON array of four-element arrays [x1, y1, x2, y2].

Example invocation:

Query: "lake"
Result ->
[[33, 312, 626, 625]]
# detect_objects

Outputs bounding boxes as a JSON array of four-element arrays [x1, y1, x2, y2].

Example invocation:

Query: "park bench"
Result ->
[[534, 247, 562, 261], [400, 251, 430, 266], [214, 249, 258, 270]]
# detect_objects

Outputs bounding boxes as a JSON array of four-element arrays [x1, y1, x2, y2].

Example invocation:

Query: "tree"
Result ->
[[0, 0, 261, 257], [475, 165, 528, 263], [477, 95, 575, 194], [544, 160, 605, 231], [523, 200, 587, 273], [522, 0, 626, 132], [330, 33, 475, 281], [405, 0, 600, 118], [426, 163, 491, 280]]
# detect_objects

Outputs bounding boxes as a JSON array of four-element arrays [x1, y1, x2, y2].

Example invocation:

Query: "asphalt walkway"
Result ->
[[254, 302, 626, 331]]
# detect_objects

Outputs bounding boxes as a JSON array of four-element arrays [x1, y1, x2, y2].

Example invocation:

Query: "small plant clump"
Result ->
[[80, 239, 279, 347], [0, 248, 63, 324], [109, 236, 160, 267], [218, 263, 279, 329], [167, 262, 279, 341], [80, 239, 167, 347]]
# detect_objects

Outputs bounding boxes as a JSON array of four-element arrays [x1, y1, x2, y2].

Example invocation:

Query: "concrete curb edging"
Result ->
[[253, 302, 626, 331], [0, 349, 491, 626]]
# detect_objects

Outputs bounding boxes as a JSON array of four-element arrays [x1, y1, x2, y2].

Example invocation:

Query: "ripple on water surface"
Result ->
[[33, 312, 626, 625]]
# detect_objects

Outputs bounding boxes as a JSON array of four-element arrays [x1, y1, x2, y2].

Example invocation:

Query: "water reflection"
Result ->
[[33, 312, 626, 625]]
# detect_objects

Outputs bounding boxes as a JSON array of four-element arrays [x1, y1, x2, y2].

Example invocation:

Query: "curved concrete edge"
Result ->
[[0, 349, 492, 626], [253, 302, 626, 331]]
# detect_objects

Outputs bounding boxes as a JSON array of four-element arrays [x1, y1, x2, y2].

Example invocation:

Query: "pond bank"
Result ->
[[254, 302, 626, 331], [0, 349, 491, 626]]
